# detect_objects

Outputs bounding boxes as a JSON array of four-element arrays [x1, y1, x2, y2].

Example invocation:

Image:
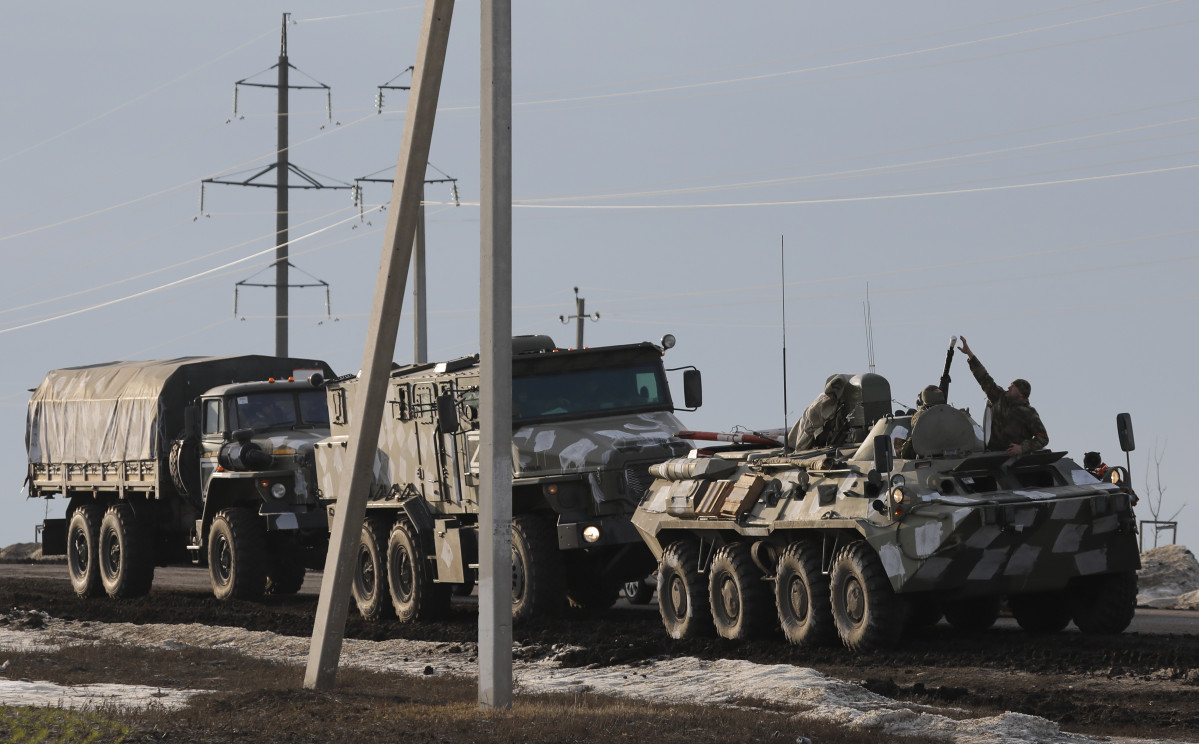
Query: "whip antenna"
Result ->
[[781, 236, 789, 443]]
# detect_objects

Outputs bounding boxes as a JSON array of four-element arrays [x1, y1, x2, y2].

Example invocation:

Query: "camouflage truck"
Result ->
[[27, 355, 334, 601], [315, 334, 702, 622], [632, 372, 1141, 650]]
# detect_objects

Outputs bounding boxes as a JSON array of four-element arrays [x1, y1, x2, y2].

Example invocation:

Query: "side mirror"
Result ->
[[683, 369, 702, 409], [1116, 412, 1135, 452], [437, 394, 460, 433], [873, 434, 893, 475], [183, 405, 200, 437]]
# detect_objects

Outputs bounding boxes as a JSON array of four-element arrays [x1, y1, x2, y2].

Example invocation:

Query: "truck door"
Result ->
[[198, 397, 225, 497]]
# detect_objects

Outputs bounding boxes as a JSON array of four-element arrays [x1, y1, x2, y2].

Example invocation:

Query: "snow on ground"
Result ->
[[0, 543, 1195, 740], [0, 616, 1189, 744]]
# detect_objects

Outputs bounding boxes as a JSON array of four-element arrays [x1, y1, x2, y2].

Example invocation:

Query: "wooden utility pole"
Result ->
[[478, 0, 513, 710], [304, 0, 455, 690]]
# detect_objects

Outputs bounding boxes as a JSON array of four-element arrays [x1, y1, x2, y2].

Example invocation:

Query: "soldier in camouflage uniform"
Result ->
[[958, 336, 1048, 456], [899, 384, 945, 458]]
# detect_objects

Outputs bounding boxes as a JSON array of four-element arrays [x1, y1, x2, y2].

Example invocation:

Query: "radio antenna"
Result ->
[[863, 282, 876, 373], [781, 236, 789, 442]]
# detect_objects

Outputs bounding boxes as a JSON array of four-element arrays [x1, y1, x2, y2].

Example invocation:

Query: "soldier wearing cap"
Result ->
[[899, 384, 945, 458], [958, 336, 1048, 456]]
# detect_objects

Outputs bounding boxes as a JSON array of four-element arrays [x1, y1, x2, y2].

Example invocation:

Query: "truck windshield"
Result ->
[[512, 363, 669, 421], [231, 390, 329, 430]]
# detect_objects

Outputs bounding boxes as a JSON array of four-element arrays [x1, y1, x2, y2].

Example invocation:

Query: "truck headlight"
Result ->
[[582, 525, 601, 543], [270, 482, 288, 499]]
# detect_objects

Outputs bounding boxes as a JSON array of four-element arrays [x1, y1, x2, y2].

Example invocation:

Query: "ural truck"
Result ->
[[632, 372, 1141, 650], [27, 355, 335, 601], [315, 335, 702, 622]]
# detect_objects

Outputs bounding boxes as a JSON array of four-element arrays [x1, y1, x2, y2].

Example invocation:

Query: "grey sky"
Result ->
[[1, 1, 1193, 550]]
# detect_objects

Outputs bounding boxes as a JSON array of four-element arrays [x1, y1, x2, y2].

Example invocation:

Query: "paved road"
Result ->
[[4, 562, 1196, 635]]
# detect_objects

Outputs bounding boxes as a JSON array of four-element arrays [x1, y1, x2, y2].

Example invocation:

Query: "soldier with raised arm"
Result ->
[[958, 336, 1049, 456]]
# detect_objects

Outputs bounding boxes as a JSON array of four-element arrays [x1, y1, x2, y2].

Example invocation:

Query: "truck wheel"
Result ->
[[566, 566, 621, 611], [1010, 592, 1072, 634], [776, 541, 835, 646], [709, 542, 771, 641], [624, 578, 654, 605], [266, 555, 306, 595], [511, 514, 564, 622], [943, 596, 1001, 631], [829, 541, 901, 651], [98, 503, 154, 598], [66, 504, 104, 599], [1071, 571, 1137, 634], [658, 540, 712, 639], [208, 508, 266, 601], [354, 518, 395, 621], [387, 519, 450, 622]]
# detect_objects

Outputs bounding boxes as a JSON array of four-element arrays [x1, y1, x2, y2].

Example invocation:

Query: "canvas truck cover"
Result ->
[[27, 355, 333, 465]]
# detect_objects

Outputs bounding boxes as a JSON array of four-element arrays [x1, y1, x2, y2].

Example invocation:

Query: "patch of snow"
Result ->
[[1137, 545, 1199, 609], [0, 617, 1184, 744], [0, 678, 205, 711]]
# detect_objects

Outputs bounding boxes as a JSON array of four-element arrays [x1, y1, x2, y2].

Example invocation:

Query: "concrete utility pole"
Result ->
[[478, 0, 514, 710], [304, 0, 455, 690], [559, 286, 600, 348]]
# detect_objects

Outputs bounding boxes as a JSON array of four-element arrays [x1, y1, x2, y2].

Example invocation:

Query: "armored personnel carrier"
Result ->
[[315, 335, 702, 622], [632, 372, 1140, 650]]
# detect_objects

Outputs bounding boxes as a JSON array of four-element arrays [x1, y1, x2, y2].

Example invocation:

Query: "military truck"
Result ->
[[632, 372, 1141, 650], [27, 355, 335, 601], [315, 335, 702, 622]]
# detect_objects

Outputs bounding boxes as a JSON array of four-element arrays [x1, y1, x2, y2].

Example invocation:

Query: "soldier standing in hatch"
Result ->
[[957, 336, 1048, 456]]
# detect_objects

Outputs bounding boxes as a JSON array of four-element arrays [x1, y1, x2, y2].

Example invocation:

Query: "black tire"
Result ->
[[208, 507, 266, 601], [1071, 571, 1137, 634], [943, 596, 1001, 631], [387, 519, 450, 622], [98, 503, 154, 598], [775, 541, 835, 647], [658, 540, 712, 639], [1010, 592, 1072, 634], [829, 541, 902, 651], [354, 518, 395, 621], [709, 542, 772, 641], [66, 503, 103, 599], [624, 578, 654, 605], [511, 514, 564, 622]]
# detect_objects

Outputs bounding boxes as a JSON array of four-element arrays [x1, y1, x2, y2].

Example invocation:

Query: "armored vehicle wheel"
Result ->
[[354, 518, 395, 621], [658, 540, 712, 639], [208, 507, 266, 601], [709, 542, 771, 641], [511, 514, 564, 622], [98, 503, 154, 598], [943, 596, 1001, 631], [387, 519, 450, 622], [829, 541, 901, 651], [1071, 571, 1137, 634], [624, 578, 654, 605], [776, 541, 835, 647], [1010, 592, 1072, 634], [66, 503, 103, 599]]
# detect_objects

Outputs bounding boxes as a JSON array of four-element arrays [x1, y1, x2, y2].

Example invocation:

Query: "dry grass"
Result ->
[[0, 642, 949, 744]]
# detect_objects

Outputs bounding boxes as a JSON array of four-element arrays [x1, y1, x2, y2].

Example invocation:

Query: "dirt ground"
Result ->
[[2, 574, 1198, 741]]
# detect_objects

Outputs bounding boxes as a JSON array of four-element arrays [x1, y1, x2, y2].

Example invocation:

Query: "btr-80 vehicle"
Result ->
[[632, 372, 1140, 650], [315, 335, 702, 623]]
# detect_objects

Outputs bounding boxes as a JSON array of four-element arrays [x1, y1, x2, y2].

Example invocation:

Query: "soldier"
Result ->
[[787, 375, 848, 451], [899, 384, 945, 458], [957, 336, 1048, 456]]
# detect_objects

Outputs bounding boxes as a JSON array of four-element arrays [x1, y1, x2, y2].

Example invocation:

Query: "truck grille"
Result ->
[[624, 462, 655, 499]]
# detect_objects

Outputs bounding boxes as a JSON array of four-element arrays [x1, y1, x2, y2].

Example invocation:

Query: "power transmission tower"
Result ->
[[200, 13, 351, 357], [355, 160, 459, 363], [559, 286, 599, 348]]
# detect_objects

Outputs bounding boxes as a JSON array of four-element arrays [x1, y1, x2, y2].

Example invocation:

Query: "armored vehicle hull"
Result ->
[[633, 373, 1140, 650], [316, 336, 701, 622], [28, 356, 334, 601]]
